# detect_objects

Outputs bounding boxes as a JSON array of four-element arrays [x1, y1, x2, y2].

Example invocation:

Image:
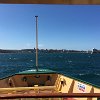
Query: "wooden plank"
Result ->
[[0, 0, 100, 4], [0, 93, 100, 99], [68, 80, 75, 93], [0, 86, 56, 94], [0, 86, 56, 91]]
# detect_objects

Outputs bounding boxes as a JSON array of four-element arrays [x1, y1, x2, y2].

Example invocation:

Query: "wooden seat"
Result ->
[[0, 86, 56, 94]]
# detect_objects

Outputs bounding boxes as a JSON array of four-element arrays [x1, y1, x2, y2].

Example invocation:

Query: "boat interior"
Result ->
[[0, 73, 57, 87], [0, 70, 100, 100], [0, 73, 61, 93], [0, 70, 100, 93]]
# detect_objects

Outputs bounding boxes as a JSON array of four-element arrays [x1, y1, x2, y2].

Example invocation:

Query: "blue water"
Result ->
[[0, 52, 100, 87]]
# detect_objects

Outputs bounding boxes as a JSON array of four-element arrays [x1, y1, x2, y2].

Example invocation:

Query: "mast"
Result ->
[[35, 16, 38, 71]]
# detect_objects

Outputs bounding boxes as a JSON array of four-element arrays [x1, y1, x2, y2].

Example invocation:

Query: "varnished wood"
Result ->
[[0, 86, 56, 92], [68, 80, 75, 93], [0, 0, 100, 4], [0, 93, 100, 99]]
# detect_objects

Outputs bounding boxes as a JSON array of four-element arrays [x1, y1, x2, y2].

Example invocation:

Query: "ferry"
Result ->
[[0, 68, 100, 100], [0, 1, 100, 100]]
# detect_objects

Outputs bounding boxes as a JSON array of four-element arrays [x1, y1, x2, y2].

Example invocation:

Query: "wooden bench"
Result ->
[[0, 86, 56, 94]]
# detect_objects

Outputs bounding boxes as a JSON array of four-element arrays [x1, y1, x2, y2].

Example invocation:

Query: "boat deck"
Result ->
[[0, 70, 99, 100]]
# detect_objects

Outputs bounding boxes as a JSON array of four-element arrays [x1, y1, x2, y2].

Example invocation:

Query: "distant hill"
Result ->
[[0, 49, 87, 53], [0, 49, 35, 53]]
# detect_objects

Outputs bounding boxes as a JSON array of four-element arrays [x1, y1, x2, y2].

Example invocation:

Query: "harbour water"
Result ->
[[0, 52, 100, 87]]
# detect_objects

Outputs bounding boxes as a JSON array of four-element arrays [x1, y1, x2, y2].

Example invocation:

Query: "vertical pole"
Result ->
[[35, 16, 38, 71]]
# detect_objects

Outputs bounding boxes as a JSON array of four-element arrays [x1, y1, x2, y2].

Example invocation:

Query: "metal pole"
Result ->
[[35, 16, 38, 71]]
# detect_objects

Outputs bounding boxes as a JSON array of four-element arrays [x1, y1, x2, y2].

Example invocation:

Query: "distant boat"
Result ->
[[0, 16, 100, 100]]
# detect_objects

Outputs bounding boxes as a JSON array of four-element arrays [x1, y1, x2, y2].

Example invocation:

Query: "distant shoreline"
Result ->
[[0, 48, 100, 54]]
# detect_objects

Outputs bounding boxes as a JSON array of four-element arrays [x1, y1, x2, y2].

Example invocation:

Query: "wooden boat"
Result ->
[[0, 68, 100, 100], [0, 16, 100, 100]]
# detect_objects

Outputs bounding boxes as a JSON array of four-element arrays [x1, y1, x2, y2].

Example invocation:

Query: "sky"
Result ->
[[0, 5, 100, 50]]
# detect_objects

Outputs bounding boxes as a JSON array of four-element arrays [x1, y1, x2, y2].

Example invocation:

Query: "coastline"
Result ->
[[0, 48, 100, 54]]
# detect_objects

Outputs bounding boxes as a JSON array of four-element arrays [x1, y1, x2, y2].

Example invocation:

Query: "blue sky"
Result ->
[[0, 5, 100, 50]]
